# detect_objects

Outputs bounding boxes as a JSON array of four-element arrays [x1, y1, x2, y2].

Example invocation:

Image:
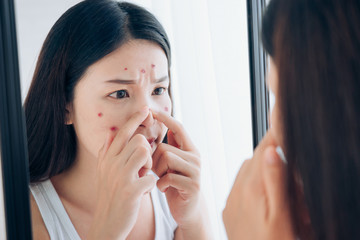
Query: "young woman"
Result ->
[[25, 1, 209, 239], [223, 0, 360, 239]]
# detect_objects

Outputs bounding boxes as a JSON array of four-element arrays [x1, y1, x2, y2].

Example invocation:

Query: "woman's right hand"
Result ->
[[87, 107, 156, 240]]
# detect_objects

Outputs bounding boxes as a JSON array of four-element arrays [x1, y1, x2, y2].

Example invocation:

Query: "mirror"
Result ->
[[11, 0, 267, 239], [0, 148, 6, 239]]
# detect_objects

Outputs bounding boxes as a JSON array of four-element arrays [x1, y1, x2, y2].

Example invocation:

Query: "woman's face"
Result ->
[[67, 39, 171, 161]]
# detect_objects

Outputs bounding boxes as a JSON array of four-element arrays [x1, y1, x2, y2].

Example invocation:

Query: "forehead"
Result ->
[[87, 39, 168, 76]]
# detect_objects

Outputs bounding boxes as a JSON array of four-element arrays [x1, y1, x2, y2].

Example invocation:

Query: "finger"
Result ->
[[107, 107, 149, 157], [262, 146, 287, 217], [152, 143, 199, 167], [138, 167, 150, 178], [117, 134, 151, 167], [152, 150, 198, 178], [98, 131, 113, 159], [133, 174, 157, 196], [157, 173, 198, 194], [167, 130, 179, 148], [152, 110, 196, 152], [254, 130, 278, 160], [125, 144, 152, 178], [249, 130, 279, 178]]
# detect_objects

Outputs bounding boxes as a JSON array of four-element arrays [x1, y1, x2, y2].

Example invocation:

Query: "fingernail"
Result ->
[[276, 146, 287, 164]]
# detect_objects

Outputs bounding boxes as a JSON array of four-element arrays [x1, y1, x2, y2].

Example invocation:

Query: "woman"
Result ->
[[25, 1, 209, 239], [223, 0, 360, 239]]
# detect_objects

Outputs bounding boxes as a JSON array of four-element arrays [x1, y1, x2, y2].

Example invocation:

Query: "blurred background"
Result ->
[[8, 0, 254, 238]]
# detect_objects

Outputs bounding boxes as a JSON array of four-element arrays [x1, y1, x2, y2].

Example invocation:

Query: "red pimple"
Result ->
[[124, 67, 128, 71], [110, 126, 118, 131], [141, 69, 146, 73], [164, 107, 169, 112], [151, 64, 156, 68], [98, 112, 103, 117]]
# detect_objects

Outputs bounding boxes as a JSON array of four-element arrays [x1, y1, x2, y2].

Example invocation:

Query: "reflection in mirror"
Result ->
[[15, 0, 253, 239]]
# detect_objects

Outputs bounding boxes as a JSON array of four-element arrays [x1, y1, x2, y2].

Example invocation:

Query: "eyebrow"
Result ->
[[106, 75, 169, 85]]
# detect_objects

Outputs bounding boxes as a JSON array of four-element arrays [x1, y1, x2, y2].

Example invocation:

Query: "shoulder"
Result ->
[[30, 190, 50, 240]]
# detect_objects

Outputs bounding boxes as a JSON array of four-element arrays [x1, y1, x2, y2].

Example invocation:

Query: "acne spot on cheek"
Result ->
[[98, 113, 103, 117], [164, 107, 169, 112], [124, 67, 128, 71], [110, 126, 118, 131], [141, 69, 146, 73], [151, 64, 156, 68]]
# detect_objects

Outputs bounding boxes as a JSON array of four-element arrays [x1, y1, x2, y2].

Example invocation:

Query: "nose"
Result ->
[[140, 109, 155, 128]]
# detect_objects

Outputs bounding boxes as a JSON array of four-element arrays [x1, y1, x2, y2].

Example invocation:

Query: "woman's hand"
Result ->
[[87, 107, 156, 240], [151, 111, 210, 239], [223, 130, 295, 240]]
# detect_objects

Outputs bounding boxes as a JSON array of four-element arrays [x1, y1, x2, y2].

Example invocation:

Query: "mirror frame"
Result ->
[[0, 0, 32, 239], [247, 0, 269, 148], [0, 0, 268, 238]]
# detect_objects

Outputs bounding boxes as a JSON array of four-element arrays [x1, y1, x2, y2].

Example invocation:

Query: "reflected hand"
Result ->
[[88, 107, 156, 240], [223, 130, 295, 240]]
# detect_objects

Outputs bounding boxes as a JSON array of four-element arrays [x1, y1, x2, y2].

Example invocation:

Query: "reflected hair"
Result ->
[[24, 0, 171, 182], [262, 0, 360, 239]]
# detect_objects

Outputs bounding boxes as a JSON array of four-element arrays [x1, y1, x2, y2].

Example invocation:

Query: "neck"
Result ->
[[51, 145, 98, 214]]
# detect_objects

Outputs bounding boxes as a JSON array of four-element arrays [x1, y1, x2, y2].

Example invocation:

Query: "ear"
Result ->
[[65, 103, 73, 125]]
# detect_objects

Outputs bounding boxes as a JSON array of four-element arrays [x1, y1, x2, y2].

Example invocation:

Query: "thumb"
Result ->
[[262, 146, 287, 219]]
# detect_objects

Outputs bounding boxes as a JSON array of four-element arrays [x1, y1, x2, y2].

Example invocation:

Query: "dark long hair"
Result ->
[[24, 0, 171, 183], [262, 0, 360, 239]]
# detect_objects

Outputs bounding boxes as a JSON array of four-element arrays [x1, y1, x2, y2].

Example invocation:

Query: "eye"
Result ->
[[152, 87, 166, 96], [109, 90, 129, 99]]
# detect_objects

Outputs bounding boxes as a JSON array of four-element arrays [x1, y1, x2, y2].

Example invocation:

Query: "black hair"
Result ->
[[262, 0, 360, 239], [24, 0, 171, 182]]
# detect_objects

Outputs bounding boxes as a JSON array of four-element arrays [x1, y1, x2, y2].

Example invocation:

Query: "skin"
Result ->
[[30, 39, 210, 239], [222, 59, 295, 240]]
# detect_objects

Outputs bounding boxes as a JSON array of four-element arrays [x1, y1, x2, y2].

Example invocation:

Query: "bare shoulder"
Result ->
[[30, 192, 50, 240]]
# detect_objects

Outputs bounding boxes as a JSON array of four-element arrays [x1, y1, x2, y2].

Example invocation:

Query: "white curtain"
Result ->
[[15, 1, 254, 239]]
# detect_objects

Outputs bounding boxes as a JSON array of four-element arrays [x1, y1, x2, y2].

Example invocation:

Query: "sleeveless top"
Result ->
[[30, 179, 177, 240]]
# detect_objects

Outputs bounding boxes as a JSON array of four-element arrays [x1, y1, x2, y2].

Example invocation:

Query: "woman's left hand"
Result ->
[[223, 130, 295, 240], [151, 111, 209, 239]]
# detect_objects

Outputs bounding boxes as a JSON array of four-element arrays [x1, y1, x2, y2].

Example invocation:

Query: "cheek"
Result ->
[[161, 95, 172, 114], [98, 109, 131, 132]]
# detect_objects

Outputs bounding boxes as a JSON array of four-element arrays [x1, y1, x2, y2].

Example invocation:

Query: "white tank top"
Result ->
[[30, 179, 177, 240]]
